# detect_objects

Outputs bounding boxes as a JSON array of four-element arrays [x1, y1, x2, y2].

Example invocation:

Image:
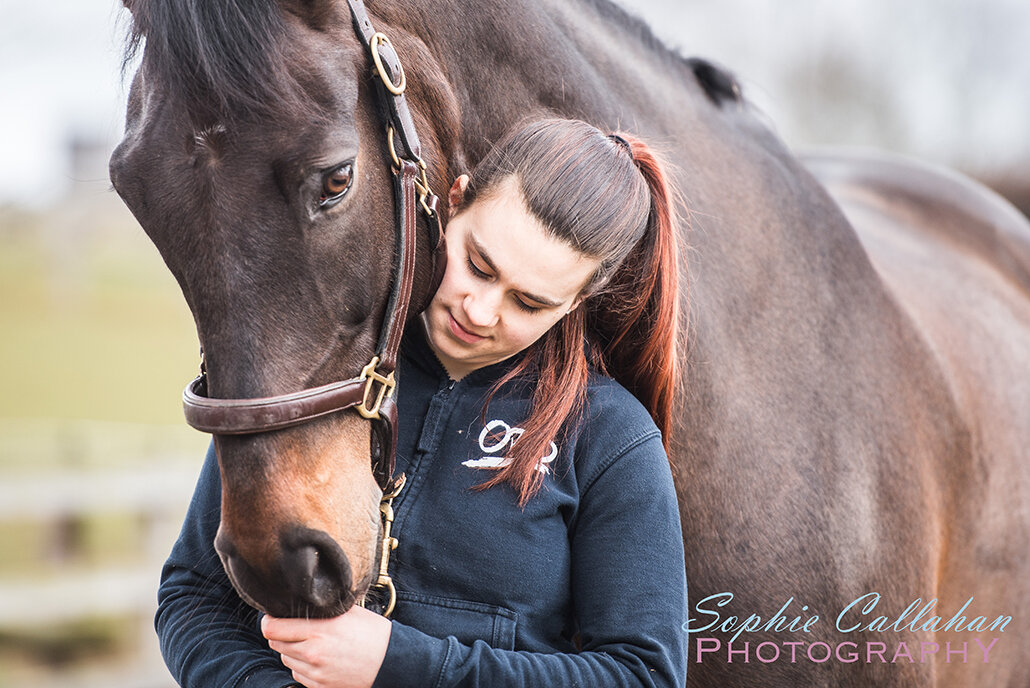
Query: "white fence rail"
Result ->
[[0, 463, 200, 688]]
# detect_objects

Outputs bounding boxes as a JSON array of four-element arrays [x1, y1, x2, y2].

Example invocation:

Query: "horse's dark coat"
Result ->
[[124, 0, 317, 122], [112, 1, 1030, 685]]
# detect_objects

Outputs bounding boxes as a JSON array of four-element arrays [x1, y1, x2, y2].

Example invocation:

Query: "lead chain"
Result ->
[[363, 473, 406, 617]]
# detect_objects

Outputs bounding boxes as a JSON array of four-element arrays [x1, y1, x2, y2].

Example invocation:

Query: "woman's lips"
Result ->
[[448, 312, 485, 344]]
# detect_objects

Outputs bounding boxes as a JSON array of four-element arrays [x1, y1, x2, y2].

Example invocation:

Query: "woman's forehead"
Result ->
[[462, 183, 600, 302]]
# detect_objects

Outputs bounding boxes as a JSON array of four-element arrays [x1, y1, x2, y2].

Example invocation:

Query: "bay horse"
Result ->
[[109, 0, 1030, 685]]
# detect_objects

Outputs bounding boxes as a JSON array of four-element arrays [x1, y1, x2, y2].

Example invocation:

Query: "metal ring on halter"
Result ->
[[386, 125, 403, 170], [370, 33, 406, 96]]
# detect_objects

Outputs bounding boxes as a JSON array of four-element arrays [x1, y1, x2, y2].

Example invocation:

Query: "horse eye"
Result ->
[[319, 163, 353, 207]]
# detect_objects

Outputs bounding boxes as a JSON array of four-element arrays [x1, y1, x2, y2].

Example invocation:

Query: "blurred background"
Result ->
[[0, 1, 1027, 686]]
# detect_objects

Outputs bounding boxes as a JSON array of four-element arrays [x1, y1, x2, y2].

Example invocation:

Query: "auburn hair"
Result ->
[[456, 119, 682, 505]]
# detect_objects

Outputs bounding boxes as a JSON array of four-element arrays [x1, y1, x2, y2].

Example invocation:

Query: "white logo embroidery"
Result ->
[[463, 419, 557, 474]]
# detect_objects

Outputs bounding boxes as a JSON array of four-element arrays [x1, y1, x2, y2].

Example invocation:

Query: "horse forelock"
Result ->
[[123, 0, 329, 123]]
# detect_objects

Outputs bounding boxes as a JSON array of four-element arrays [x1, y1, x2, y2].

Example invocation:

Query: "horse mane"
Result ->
[[584, 0, 743, 106], [584, 0, 684, 66], [123, 0, 742, 121], [123, 0, 316, 122]]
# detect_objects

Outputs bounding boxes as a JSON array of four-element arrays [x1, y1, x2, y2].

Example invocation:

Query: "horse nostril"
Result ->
[[281, 527, 354, 612], [212, 525, 358, 617]]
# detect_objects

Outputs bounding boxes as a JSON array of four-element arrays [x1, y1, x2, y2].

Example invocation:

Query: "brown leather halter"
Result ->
[[181, 0, 446, 498]]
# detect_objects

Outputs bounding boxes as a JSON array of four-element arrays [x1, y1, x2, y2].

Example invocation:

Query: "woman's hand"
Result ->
[[262, 604, 392, 688]]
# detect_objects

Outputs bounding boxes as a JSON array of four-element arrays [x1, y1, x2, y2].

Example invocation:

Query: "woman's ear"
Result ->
[[568, 294, 588, 314], [569, 270, 603, 313], [448, 174, 470, 215]]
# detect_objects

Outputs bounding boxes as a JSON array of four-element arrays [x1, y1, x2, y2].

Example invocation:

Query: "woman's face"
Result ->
[[422, 176, 601, 380]]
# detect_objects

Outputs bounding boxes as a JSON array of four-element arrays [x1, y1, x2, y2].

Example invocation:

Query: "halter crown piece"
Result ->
[[180, 0, 447, 618]]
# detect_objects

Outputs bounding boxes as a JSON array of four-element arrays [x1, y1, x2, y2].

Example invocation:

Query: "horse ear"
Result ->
[[448, 175, 470, 216]]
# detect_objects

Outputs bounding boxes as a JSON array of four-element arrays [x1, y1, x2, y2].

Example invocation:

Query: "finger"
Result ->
[[277, 647, 327, 688], [261, 615, 312, 642], [266, 638, 303, 658], [289, 666, 318, 688], [277, 648, 317, 678]]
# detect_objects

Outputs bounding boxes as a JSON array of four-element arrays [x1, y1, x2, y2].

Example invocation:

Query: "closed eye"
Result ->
[[466, 255, 490, 279], [513, 298, 541, 313], [467, 254, 544, 313]]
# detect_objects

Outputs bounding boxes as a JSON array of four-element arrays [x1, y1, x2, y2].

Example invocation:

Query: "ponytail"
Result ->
[[466, 120, 682, 506], [587, 136, 680, 445]]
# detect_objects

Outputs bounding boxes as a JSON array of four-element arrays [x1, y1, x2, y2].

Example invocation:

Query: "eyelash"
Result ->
[[466, 255, 489, 279], [465, 255, 541, 313], [514, 299, 541, 313]]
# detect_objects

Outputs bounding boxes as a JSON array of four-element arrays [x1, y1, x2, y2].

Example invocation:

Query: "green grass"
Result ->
[[0, 202, 201, 425], [0, 201, 202, 682]]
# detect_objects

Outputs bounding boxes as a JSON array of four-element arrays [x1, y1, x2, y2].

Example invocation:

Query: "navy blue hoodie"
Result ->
[[156, 328, 688, 687]]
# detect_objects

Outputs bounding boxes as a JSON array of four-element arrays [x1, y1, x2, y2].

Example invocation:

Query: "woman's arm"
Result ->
[[162, 436, 689, 688], [370, 433, 689, 688], [156, 442, 299, 688]]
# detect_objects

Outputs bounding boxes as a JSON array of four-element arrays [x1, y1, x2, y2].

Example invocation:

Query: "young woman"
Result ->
[[157, 118, 688, 687]]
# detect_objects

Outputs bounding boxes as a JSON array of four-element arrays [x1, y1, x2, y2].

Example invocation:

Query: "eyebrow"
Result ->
[[468, 234, 564, 308]]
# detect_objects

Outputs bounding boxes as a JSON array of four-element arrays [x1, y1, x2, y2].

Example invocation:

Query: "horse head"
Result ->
[[110, 0, 449, 617]]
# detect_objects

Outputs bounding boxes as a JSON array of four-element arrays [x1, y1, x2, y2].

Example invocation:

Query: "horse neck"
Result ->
[[373, 0, 856, 236], [368, 0, 896, 392], [373, 0, 704, 153]]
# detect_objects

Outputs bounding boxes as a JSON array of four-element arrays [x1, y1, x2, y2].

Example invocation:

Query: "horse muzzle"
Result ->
[[215, 525, 364, 618]]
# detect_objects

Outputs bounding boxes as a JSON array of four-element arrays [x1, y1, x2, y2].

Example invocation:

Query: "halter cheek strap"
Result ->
[[181, 0, 448, 495], [181, 0, 447, 619], [182, 159, 432, 493]]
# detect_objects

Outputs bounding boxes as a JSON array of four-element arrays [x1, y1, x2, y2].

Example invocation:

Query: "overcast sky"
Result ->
[[1, 0, 1027, 208]]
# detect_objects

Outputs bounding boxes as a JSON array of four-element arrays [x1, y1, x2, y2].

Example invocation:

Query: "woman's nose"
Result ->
[[463, 289, 500, 328]]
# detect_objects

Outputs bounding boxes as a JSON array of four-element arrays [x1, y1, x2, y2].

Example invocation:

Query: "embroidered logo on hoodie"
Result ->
[[463, 419, 557, 474]]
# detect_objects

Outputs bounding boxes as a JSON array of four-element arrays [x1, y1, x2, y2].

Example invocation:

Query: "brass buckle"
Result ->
[[414, 159, 436, 217], [356, 356, 396, 420], [370, 32, 406, 96], [386, 126, 437, 218]]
